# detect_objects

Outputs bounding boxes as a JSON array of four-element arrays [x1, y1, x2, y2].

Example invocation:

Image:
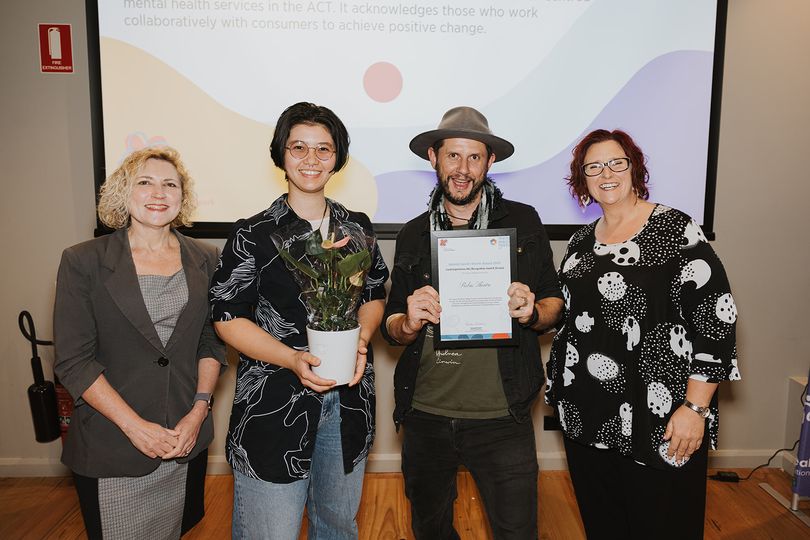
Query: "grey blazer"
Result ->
[[53, 228, 226, 478]]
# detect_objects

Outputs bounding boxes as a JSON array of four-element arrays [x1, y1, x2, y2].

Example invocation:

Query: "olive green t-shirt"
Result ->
[[412, 325, 510, 419]]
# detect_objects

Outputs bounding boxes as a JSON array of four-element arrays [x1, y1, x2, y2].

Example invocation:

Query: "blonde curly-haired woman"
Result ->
[[54, 146, 226, 539]]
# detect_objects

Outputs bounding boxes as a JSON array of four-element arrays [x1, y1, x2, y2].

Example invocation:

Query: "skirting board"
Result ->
[[0, 449, 784, 477], [0, 458, 70, 477], [707, 449, 792, 470], [783, 452, 798, 477]]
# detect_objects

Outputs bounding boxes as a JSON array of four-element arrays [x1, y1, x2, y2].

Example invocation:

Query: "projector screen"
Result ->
[[87, 0, 726, 239]]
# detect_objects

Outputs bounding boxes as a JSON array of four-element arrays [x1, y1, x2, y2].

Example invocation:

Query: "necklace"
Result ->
[[445, 211, 472, 222], [314, 203, 329, 233], [286, 199, 328, 228]]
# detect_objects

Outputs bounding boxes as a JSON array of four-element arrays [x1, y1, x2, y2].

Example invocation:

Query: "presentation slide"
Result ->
[[95, 0, 721, 231]]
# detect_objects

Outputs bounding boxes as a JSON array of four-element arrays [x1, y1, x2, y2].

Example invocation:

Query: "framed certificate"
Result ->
[[430, 228, 518, 349]]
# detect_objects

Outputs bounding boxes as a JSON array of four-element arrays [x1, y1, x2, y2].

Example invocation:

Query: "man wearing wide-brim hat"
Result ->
[[381, 106, 565, 539]]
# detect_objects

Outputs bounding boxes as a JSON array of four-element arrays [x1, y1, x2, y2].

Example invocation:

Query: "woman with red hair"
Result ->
[[546, 129, 740, 539]]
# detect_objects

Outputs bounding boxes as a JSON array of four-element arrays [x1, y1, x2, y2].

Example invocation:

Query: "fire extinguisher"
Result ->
[[53, 374, 73, 442], [18, 311, 72, 443]]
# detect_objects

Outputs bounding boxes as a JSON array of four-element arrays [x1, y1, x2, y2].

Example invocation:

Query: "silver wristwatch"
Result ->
[[683, 399, 710, 418]]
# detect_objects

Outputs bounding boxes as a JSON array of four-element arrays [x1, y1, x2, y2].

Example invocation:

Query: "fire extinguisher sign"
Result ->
[[38, 23, 73, 74]]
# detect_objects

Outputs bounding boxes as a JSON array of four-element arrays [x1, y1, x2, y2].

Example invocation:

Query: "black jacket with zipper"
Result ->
[[381, 197, 563, 427]]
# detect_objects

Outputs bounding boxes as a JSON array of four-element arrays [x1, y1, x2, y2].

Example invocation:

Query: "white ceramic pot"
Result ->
[[306, 325, 361, 386]]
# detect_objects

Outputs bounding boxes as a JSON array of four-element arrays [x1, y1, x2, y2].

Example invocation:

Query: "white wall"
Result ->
[[709, 0, 810, 461], [1, 0, 96, 475], [1, 0, 808, 476]]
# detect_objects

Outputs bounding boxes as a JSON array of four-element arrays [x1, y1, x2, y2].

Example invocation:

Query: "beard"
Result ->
[[435, 167, 488, 207]]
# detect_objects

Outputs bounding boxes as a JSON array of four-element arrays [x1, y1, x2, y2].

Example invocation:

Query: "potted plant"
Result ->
[[271, 219, 374, 384]]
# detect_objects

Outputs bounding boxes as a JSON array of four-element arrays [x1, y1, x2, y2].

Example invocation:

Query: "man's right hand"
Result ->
[[404, 285, 441, 332], [386, 286, 441, 345]]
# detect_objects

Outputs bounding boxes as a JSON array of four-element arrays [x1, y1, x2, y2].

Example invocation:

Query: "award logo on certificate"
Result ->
[[430, 228, 518, 348]]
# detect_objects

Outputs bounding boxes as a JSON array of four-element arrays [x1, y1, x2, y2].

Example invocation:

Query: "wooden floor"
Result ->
[[1, 468, 809, 539]]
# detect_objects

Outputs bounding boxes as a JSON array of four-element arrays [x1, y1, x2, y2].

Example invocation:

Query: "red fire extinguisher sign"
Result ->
[[38, 23, 73, 74]]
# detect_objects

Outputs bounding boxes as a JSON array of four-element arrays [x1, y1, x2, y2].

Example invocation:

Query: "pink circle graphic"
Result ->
[[363, 62, 403, 103]]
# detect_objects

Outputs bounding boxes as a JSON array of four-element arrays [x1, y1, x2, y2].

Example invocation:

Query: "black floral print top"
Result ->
[[209, 195, 389, 483], [546, 205, 740, 470]]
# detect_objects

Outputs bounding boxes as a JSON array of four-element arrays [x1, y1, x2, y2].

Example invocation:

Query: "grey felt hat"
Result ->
[[409, 106, 514, 162]]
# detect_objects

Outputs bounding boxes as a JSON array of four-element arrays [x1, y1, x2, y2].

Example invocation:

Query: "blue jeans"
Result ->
[[232, 390, 366, 540], [401, 409, 539, 540]]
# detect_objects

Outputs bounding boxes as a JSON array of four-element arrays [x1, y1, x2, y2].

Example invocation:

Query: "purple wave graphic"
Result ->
[[375, 50, 714, 225]]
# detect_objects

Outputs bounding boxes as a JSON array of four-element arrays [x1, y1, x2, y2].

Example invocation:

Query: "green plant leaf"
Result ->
[[305, 231, 326, 256], [337, 249, 371, 277], [313, 251, 332, 263], [278, 248, 320, 280]]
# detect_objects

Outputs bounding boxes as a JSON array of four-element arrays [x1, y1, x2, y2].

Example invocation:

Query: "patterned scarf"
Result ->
[[428, 178, 502, 231]]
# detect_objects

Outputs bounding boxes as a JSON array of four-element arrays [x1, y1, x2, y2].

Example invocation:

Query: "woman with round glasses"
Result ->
[[210, 102, 389, 539], [546, 129, 740, 539]]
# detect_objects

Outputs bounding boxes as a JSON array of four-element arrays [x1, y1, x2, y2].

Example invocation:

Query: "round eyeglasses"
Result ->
[[285, 141, 336, 161], [583, 157, 630, 177]]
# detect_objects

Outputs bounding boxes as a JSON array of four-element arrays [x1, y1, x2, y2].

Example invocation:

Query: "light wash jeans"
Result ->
[[232, 389, 366, 540]]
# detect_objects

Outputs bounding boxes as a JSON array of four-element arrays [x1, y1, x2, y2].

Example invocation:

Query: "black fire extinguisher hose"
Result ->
[[18, 311, 60, 443]]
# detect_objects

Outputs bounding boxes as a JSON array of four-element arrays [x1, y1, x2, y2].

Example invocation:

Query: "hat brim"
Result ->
[[409, 129, 515, 162]]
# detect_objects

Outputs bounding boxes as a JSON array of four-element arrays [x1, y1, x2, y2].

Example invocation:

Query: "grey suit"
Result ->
[[54, 227, 226, 478]]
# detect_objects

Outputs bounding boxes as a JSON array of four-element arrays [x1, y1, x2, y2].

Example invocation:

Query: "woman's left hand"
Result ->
[[663, 405, 705, 463], [163, 404, 207, 460], [349, 337, 368, 388]]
